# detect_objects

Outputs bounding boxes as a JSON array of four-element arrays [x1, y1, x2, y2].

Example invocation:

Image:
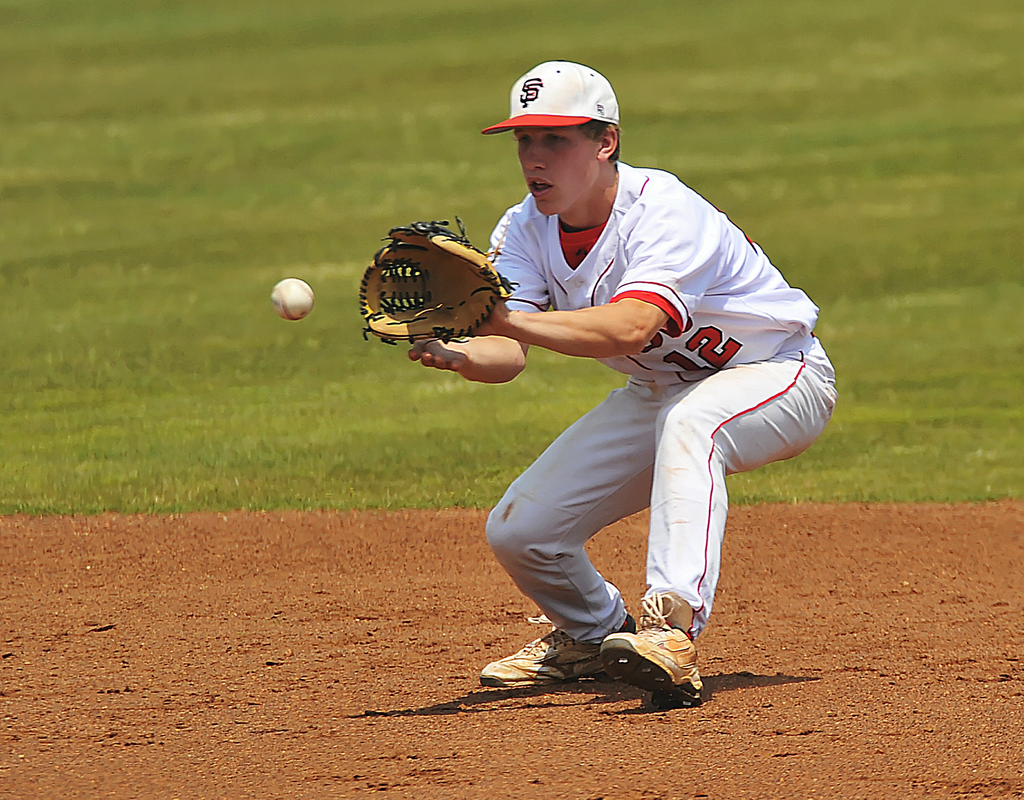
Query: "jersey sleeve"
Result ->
[[610, 290, 684, 337], [489, 202, 551, 314], [611, 190, 733, 331]]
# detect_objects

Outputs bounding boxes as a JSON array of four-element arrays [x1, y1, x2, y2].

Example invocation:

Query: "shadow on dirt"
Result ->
[[351, 671, 819, 718], [704, 670, 820, 696]]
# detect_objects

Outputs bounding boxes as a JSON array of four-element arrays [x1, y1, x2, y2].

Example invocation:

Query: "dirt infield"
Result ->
[[2, 502, 1023, 799]]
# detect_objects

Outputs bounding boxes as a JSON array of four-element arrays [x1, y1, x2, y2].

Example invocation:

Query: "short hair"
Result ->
[[579, 120, 621, 163]]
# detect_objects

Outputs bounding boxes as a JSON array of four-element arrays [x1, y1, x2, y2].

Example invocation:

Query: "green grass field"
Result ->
[[1, 0, 1021, 513]]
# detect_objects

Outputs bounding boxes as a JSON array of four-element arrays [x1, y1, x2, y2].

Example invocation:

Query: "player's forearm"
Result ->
[[409, 336, 527, 384], [498, 301, 668, 359], [455, 336, 528, 383]]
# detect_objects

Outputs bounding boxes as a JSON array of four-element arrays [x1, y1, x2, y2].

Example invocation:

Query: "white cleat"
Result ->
[[600, 592, 703, 708]]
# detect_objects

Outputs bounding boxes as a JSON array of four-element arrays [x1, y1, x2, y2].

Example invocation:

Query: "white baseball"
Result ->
[[271, 278, 315, 320]]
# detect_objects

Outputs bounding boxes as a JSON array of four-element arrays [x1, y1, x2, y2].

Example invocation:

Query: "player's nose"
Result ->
[[517, 141, 546, 170]]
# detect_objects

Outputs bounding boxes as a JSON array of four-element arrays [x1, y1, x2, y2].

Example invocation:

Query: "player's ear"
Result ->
[[596, 126, 619, 163]]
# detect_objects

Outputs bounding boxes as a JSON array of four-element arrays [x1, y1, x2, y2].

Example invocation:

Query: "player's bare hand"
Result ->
[[408, 339, 469, 373]]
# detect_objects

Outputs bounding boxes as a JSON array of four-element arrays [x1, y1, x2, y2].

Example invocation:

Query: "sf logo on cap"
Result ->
[[520, 78, 543, 108]]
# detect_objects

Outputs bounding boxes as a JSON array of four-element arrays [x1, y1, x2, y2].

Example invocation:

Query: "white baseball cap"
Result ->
[[481, 61, 619, 134]]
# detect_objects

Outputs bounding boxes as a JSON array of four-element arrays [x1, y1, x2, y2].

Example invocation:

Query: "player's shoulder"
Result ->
[[493, 195, 548, 240], [613, 164, 716, 240], [490, 195, 548, 259], [497, 195, 549, 230], [615, 163, 703, 212]]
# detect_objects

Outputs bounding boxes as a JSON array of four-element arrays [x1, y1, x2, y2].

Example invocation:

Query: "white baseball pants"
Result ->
[[485, 354, 837, 642]]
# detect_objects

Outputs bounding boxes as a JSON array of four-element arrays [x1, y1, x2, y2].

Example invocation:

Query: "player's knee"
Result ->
[[485, 493, 544, 566], [486, 497, 521, 561]]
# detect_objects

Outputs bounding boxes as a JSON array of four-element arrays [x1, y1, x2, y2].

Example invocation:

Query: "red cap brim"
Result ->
[[481, 114, 593, 135]]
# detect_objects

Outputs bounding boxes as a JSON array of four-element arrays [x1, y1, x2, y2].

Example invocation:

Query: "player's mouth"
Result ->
[[527, 178, 553, 198]]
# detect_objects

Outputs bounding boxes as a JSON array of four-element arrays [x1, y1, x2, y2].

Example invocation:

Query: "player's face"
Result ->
[[513, 126, 612, 227]]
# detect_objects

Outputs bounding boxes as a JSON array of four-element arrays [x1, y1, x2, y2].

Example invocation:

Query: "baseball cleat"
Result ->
[[600, 592, 703, 706], [480, 626, 603, 687], [480, 615, 635, 688]]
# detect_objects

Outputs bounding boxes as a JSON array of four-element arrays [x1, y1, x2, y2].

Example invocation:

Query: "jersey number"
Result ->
[[661, 325, 743, 371]]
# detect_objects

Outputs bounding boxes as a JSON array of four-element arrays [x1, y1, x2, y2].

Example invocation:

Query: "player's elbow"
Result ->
[[610, 320, 662, 356], [605, 299, 669, 356], [616, 328, 655, 356]]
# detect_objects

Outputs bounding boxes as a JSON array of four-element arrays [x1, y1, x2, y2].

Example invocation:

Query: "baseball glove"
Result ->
[[359, 219, 513, 345]]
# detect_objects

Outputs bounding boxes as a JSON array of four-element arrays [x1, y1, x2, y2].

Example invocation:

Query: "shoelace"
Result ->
[[519, 616, 577, 654], [638, 593, 672, 631]]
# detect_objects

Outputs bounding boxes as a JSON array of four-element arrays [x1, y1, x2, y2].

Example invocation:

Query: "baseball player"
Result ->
[[409, 61, 837, 707]]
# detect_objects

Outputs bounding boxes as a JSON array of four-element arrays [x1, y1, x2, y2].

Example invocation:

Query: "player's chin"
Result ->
[[533, 195, 559, 215], [528, 184, 558, 212]]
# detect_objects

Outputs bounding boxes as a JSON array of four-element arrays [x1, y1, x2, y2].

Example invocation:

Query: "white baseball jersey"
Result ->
[[490, 162, 834, 383]]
